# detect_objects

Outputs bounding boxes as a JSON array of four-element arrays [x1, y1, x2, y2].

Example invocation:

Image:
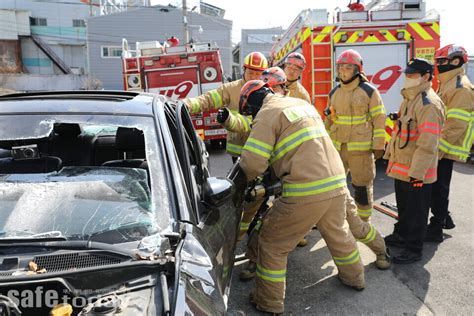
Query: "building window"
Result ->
[[101, 46, 123, 58], [30, 17, 47, 26], [73, 19, 86, 27]]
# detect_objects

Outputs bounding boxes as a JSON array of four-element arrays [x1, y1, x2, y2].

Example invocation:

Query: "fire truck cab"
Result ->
[[121, 39, 227, 144], [271, 0, 440, 138]]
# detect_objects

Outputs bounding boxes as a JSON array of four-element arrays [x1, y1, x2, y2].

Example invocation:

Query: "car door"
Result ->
[[174, 101, 243, 295]]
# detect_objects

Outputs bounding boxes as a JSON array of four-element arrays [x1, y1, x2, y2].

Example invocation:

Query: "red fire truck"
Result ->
[[271, 0, 440, 139], [121, 39, 227, 144]]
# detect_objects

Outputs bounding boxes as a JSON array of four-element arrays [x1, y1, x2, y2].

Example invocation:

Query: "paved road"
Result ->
[[207, 147, 474, 315]]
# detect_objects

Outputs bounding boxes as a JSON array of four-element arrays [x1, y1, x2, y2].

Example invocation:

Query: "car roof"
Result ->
[[0, 91, 160, 116]]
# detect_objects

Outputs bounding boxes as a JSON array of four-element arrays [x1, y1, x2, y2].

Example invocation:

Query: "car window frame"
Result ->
[[157, 99, 198, 224], [174, 102, 208, 219]]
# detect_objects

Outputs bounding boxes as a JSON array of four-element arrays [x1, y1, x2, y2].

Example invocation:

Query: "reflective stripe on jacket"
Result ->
[[384, 82, 445, 183], [437, 68, 474, 162], [326, 77, 387, 151], [240, 94, 347, 203]]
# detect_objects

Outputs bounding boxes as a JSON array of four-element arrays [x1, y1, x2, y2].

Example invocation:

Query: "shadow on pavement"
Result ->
[[389, 242, 439, 312], [453, 161, 474, 175], [229, 228, 438, 315], [217, 151, 472, 315]]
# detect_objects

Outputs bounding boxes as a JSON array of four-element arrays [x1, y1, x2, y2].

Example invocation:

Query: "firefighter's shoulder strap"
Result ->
[[328, 84, 340, 99], [325, 84, 341, 116], [458, 74, 474, 103], [421, 91, 431, 106], [358, 81, 376, 99], [456, 75, 464, 89]]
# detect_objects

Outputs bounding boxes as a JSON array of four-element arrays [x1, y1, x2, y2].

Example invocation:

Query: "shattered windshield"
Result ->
[[0, 114, 171, 244], [0, 167, 156, 241]]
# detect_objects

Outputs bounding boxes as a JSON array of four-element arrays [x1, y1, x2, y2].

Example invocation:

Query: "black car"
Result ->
[[0, 91, 246, 315]]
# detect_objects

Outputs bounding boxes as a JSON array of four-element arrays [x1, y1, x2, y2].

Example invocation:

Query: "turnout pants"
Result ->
[[345, 194, 386, 255], [394, 179, 432, 253], [246, 193, 387, 264], [253, 193, 364, 313], [339, 145, 375, 221], [238, 199, 264, 241], [429, 158, 454, 230]]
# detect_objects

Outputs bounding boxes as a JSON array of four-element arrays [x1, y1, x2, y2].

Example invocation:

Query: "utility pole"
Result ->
[[183, 0, 189, 43]]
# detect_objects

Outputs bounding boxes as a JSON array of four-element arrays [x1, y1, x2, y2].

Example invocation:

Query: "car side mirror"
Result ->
[[204, 177, 235, 207]]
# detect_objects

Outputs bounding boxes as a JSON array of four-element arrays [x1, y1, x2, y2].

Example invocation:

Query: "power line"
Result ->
[[1, 9, 233, 41], [29, 0, 170, 9], [0, 15, 236, 45], [0, 24, 237, 49]]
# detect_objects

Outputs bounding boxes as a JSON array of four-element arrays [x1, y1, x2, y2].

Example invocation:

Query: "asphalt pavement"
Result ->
[[207, 147, 474, 315]]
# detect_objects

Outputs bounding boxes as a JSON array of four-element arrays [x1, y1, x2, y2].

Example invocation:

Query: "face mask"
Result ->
[[242, 89, 272, 118], [339, 73, 359, 85], [403, 77, 423, 89], [437, 63, 460, 74]]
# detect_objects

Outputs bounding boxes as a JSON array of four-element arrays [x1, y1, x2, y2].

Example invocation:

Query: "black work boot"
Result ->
[[424, 224, 443, 243], [393, 249, 422, 264], [384, 233, 405, 248], [443, 212, 456, 230]]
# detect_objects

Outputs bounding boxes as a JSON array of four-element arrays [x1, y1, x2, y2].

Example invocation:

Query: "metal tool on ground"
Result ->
[[373, 201, 399, 219]]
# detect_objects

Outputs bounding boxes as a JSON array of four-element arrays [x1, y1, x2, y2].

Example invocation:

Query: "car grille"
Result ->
[[33, 252, 126, 272]]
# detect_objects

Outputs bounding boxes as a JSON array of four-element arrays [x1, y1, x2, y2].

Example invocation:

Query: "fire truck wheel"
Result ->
[[210, 139, 226, 149]]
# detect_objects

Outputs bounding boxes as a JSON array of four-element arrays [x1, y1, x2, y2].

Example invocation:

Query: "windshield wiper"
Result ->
[[0, 240, 136, 258], [0, 230, 67, 242]]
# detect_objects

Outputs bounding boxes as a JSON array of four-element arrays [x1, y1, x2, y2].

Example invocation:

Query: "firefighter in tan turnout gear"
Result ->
[[183, 51, 268, 160], [237, 69, 390, 282], [216, 67, 288, 242], [283, 52, 312, 103], [233, 68, 321, 281], [239, 80, 365, 314], [216, 67, 287, 241], [326, 49, 387, 222], [384, 58, 445, 264], [425, 44, 474, 242]]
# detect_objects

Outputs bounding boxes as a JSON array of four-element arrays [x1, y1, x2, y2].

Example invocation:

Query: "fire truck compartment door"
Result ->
[[146, 66, 201, 99], [335, 44, 408, 113]]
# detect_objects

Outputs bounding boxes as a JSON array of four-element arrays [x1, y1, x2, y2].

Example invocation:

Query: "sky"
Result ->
[[151, 0, 474, 54]]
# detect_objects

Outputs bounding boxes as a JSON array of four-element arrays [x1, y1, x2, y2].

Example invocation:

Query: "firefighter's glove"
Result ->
[[244, 177, 263, 202], [323, 107, 331, 117], [409, 177, 424, 189], [373, 149, 384, 160], [388, 112, 399, 121], [216, 108, 230, 124]]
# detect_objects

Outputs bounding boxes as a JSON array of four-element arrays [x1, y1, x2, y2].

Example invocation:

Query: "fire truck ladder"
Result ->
[[310, 9, 342, 111]]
